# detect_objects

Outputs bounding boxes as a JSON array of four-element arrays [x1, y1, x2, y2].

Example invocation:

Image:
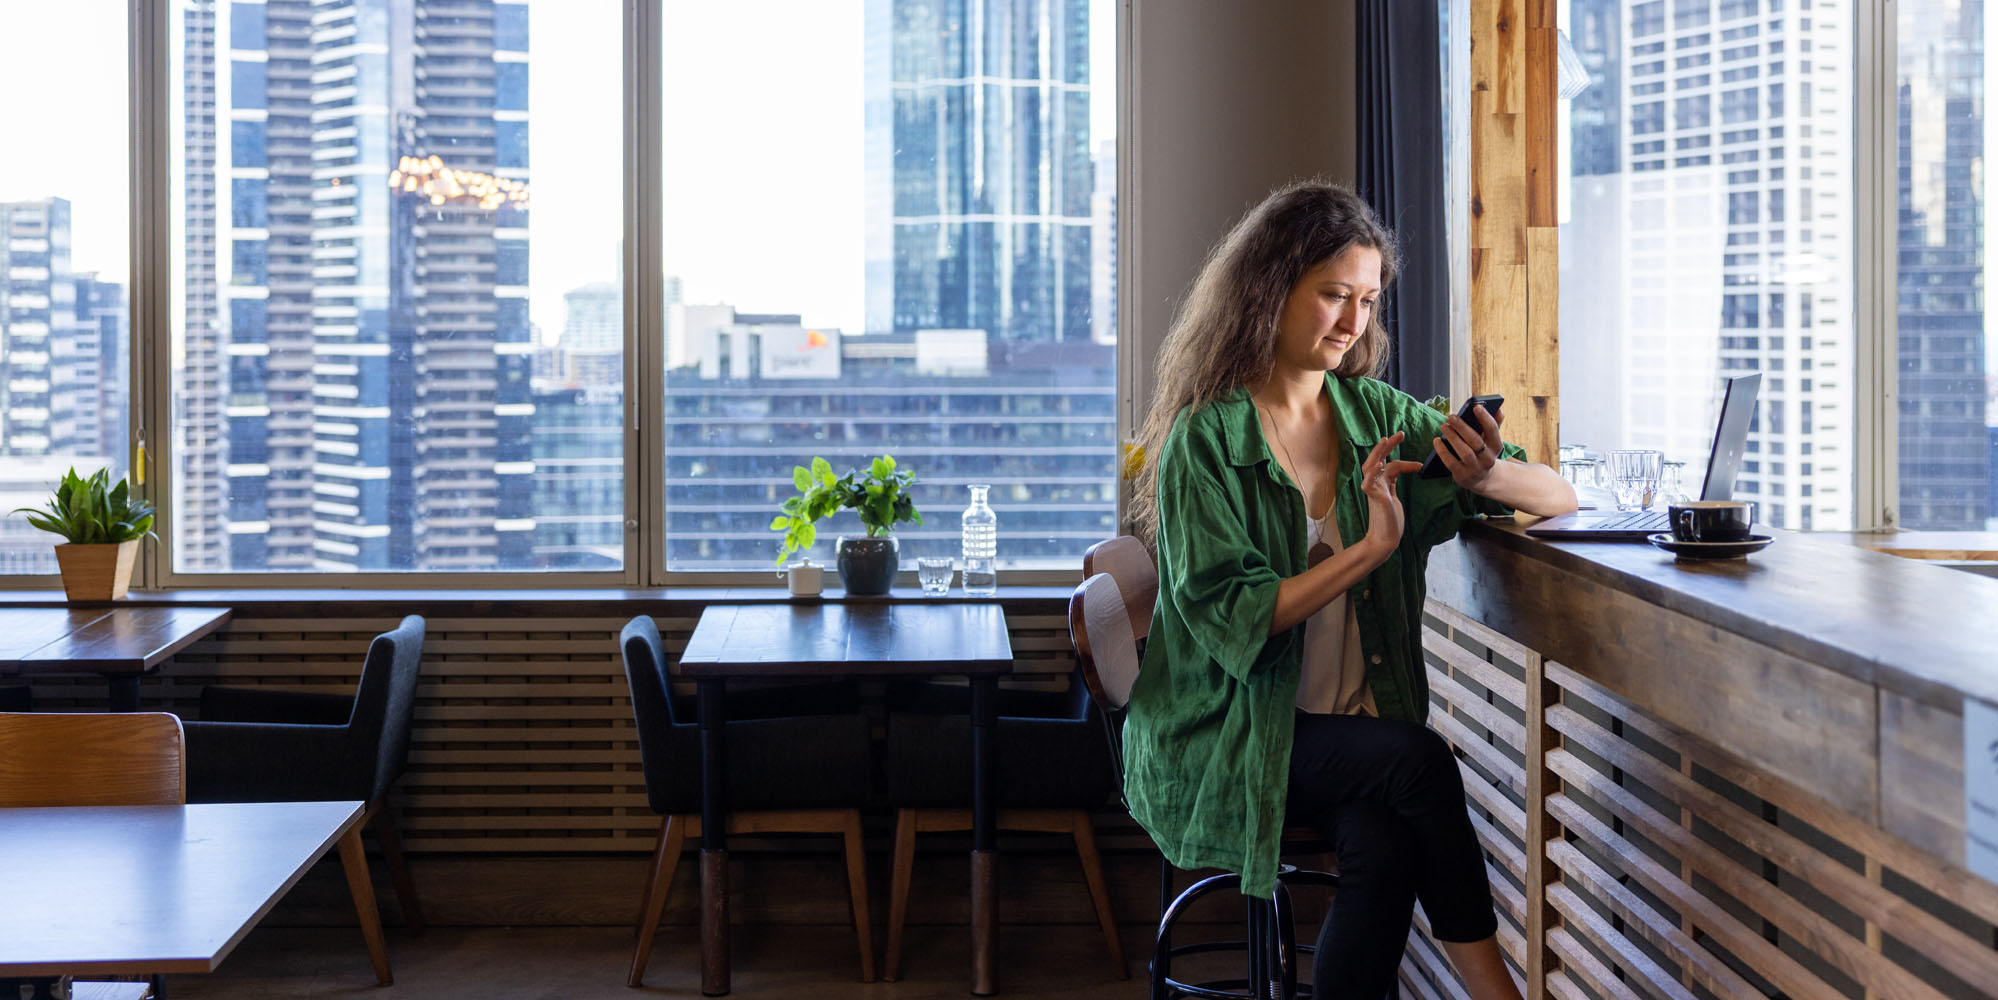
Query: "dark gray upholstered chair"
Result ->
[[874, 535, 1158, 982], [181, 614, 426, 987], [618, 614, 877, 987]]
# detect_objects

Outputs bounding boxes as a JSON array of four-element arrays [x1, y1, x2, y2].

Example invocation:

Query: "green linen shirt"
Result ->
[[1123, 374, 1524, 898]]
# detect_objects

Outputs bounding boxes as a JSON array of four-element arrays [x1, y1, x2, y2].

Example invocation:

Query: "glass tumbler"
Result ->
[[916, 557, 954, 596], [1605, 449, 1664, 511]]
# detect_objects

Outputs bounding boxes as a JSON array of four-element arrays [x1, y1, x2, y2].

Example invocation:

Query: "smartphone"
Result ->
[[1417, 394, 1505, 479]]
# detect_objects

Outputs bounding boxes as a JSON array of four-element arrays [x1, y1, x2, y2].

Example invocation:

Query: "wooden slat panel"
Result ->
[[1545, 925, 1644, 1000], [1546, 841, 1763, 1000], [1424, 625, 1528, 707], [1428, 600, 1540, 677], [1550, 660, 1998, 929], [1546, 883, 1694, 1000], [1430, 668, 1526, 747], [1548, 791, 1847, 1000], [1549, 705, 1998, 992], [1548, 762, 1952, 1000]]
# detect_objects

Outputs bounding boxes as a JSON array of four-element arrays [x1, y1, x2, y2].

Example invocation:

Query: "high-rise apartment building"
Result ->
[[0, 198, 128, 573], [1564, 0, 1855, 530], [864, 0, 1096, 342], [200, 0, 532, 571], [179, 1, 228, 572], [1895, 0, 1987, 529], [1, 198, 126, 464]]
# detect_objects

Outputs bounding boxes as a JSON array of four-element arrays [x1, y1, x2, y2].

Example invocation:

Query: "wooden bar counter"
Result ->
[[1402, 519, 1998, 1000]]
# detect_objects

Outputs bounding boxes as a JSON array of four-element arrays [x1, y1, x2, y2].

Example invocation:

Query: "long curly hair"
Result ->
[[1128, 181, 1400, 545]]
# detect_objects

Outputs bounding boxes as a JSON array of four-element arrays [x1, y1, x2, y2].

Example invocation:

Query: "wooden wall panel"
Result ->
[[1469, 0, 1559, 466], [1408, 600, 1998, 1000]]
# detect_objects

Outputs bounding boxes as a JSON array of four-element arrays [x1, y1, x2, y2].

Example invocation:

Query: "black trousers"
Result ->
[[1285, 712, 1499, 999]]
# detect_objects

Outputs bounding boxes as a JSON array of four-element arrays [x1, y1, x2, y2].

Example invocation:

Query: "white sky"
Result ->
[[0, 0, 1117, 340]]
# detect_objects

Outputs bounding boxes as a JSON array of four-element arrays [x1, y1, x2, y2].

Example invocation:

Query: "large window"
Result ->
[[658, 0, 1120, 571], [1559, 0, 1858, 532], [0, 3, 131, 575], [1896, 0, 1991, 530], [169, 0, 626, 573]]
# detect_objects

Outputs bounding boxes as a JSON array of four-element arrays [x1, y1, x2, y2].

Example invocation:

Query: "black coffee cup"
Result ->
[[1668, 500, 1756, 543]]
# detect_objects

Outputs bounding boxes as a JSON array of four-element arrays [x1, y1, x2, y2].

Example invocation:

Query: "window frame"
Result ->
[[0, 0, 1128, 592]]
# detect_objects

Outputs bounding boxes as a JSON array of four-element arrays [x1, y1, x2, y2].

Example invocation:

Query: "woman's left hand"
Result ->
[[1433, 402, 1505, 490]]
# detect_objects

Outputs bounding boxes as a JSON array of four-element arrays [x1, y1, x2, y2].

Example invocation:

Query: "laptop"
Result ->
[[1525, 373, 1761, 540]]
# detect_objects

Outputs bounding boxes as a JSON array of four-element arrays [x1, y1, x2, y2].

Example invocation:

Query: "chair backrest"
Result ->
[[348, 615, 426, 803], [1068, 573, 1140, 712], [1082, 535, 1158, 640], [0, 712, 186, 807], [618, 615, 679, 814]]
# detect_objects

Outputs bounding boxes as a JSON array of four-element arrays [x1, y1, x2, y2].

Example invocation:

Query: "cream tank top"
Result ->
[[1295, 510, 1378, 717]]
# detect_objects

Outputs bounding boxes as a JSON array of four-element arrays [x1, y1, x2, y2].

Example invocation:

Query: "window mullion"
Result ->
[[133, 0, 172, 588], [1854, 0, 1899, 530]]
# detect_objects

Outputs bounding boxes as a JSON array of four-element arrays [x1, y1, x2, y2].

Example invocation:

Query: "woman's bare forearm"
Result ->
[[1474, 460, 1578, 517], [1267, 535, 1391, 635]]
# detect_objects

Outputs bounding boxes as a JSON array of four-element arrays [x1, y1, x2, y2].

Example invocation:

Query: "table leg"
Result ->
[[105, 674, 140, 712], [698, 678, 730, 997], [970, 674, 998, 996]]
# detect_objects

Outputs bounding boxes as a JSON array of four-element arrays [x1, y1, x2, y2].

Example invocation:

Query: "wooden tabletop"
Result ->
[[1452, 519, 1998, 709], [678, 602, 1014, 677], [0, 605, 231, 676], [0, 800, 362, 976]]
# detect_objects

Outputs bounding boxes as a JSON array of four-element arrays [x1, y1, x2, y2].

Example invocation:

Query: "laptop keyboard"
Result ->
[[1589, 510, 1670, 532]]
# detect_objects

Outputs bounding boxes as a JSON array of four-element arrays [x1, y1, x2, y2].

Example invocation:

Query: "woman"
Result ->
[[1124, 181, 1576, 999]]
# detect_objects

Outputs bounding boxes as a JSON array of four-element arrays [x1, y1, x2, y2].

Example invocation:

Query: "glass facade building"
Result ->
[[189, 0, 536, 571]]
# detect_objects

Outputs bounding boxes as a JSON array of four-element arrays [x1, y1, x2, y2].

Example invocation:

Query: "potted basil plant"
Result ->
[[11, 467, 157, 601], [772, 454, 923, 596]]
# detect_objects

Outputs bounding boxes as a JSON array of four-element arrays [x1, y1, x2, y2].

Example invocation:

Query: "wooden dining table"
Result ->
[[0, 605, 232, 710], [0, 800, 363, 978], [679, 601, 1014, 997]]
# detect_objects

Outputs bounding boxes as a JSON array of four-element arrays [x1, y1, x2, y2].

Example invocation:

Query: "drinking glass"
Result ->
[[1559, 456, 1603, 489], [1606, 449, 1664, 511], [916, 557, 954, 596]]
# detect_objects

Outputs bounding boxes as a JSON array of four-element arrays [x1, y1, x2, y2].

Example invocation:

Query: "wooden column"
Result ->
[[1469, 0, 1559, 466]]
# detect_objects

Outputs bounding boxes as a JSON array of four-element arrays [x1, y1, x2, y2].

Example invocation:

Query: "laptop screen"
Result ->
[[1698, 374, 1762, 501]]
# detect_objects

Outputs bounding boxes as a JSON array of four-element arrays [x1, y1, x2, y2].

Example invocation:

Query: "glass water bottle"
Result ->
[[960, 484, 998, 597]]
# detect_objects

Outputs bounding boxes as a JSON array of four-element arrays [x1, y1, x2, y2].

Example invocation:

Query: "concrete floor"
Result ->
[[167, 923, 1178, 999]]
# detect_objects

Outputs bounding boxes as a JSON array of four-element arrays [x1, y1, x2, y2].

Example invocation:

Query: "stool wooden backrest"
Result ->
[[1082, 536, 1157, 640], [1069, 573, 1140, 712], [0, 712, 187, 807]]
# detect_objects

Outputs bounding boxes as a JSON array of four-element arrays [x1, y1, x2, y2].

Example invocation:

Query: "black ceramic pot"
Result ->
[[835, 535, 899, 596]]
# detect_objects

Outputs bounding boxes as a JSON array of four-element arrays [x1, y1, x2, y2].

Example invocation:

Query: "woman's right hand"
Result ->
[[1361, 433, 1425, 559]]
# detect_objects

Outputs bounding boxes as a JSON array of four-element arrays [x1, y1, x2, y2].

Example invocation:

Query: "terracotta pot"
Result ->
[[53, 540, 139, 601]]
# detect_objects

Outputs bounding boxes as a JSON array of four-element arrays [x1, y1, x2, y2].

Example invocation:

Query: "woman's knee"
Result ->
[[1326, 804, 1421, 887], [1378, 721, 1460, 788]]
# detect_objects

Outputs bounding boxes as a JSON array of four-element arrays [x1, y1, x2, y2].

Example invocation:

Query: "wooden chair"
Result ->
[[0, 712, 186, 1000], [618, 615, 876, 988], [0, 712, 185, 808]]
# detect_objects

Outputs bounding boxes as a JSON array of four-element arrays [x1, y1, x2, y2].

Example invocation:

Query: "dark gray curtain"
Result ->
[[1356, 0, 1448, 400]]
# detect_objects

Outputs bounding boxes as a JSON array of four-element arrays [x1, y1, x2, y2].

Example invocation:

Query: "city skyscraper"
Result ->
[[1563, 0, 1856, 531], [864, 0, 1096, 342], [0, 197, 128, 573], [178, 0, 228, 572], [198, 0, 533, 571], [1896, 0, 1988, 529]]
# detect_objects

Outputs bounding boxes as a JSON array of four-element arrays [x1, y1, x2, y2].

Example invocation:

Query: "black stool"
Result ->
[[1152, 860, 1338, 1000]]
